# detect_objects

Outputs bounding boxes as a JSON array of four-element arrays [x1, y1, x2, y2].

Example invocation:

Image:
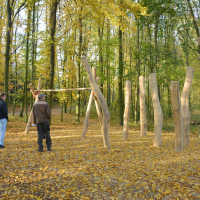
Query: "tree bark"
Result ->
[[82, 57, 111, 149], [48, 0, 60, 110], [4, 0, 12, 106], [123, 81, 131, 141], [181, 67, 194, 146], [118, 25, 123, 125], [107, 19, 111, 108], [171, 81, 183, 152], [149, 73, 163, 147], [25, 9, 31, 123], [75, 6, 82, 123], [139, 76, 147, 136]]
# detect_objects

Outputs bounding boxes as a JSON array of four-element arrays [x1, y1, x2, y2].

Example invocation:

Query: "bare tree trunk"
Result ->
[[139, 76, 147, 136], [181, 67, 194, 146], [171, 81, 183, 152], [123, 81, 131, 141], [149, 73, 162, 147], [82, 57, 111, 149]]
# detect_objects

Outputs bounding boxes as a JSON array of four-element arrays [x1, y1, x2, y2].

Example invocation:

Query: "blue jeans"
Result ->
[[0, 118, 7, 146], [37, 121, 51, 151]]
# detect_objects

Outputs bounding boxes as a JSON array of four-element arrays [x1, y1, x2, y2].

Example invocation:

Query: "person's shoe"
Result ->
[[47, 148, 51, 151], [37, 148, 43, 152], [0, 145, 5, 148]]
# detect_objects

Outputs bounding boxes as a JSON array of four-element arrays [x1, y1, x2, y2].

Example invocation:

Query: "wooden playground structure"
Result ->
[[25, 57, 194, 152]]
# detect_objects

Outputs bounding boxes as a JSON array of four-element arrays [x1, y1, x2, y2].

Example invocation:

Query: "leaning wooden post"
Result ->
[[149, 73, 163, 147], [81, 68, 100, 137], [123, 81, 131, 141], [171, 81, 183, 152], [139, 76, 147, 136], [25, 78, 42, 134], [181, 67, 194, 146], [197, 37, 200, 46], [82, 57, 111, 149]]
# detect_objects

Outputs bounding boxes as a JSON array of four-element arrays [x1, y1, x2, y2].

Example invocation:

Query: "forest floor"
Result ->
[[0, 106, 200, 200]]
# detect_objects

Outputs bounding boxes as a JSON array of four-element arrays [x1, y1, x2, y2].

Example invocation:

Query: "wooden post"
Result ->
[[81, 67, 100, 137], [197, 37, 200, 45], [82, 57, 111, 149], [139, 76, 147, 136], [93, 77, 102, 125], [171, 81, 183, 152], [25, 78, 42, 134], [149, 73, 163, 147], [123, 81, 131, 141], [181, 67, 194, 146]]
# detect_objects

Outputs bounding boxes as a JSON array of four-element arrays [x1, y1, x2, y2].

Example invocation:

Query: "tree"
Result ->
[[48, 0, 60, 110]]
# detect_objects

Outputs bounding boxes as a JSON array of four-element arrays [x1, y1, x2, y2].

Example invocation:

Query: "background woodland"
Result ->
[[0, 0, 200, 125]]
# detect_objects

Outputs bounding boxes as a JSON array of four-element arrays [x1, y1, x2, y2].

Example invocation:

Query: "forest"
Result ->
[[1, 0, 199, 125], [0, 0, 200, 199]]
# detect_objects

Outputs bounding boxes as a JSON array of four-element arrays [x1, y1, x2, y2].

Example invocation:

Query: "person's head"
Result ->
[[38, 93, 45, 101], [0, 92, 6, 101]]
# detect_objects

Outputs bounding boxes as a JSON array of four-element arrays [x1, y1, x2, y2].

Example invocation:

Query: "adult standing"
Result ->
[[33, 93, 52, 152], [0, 92, 8, 148]]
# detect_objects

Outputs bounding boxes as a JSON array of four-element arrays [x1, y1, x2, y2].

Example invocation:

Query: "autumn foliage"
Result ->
[[0, 110, 200, 199]]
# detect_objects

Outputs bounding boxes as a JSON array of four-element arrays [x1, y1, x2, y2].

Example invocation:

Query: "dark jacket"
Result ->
[[0, 99, 8, 120], [33, 100, 51, 124]]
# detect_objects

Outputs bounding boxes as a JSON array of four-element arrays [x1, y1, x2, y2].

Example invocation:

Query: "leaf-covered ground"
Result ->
[[0, 110, 200, 200]]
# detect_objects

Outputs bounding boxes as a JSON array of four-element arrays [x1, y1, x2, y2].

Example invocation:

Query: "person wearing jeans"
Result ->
[[33, 93, 52, 152], [0, 92, 8, 148]]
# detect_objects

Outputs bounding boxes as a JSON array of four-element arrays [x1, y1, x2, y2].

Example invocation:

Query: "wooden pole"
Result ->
[[171, 81, 183, 152], [93, 77, 102, 125], [81, 67, 100, 137], [123, 81, 131, 141], [149, 73, 163, 147], [82, 57, 111, 149], [36, 88, 93, 92], [25, 78, 42, 134], [139, 76, 147, 136], [181, 67, 194, 146], [197, 37, 200, 45]]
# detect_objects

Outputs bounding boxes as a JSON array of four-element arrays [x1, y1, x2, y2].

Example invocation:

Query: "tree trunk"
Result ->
[[149, 73, 163, 147], [107, 19, 111, 108], [82, 57, 111, 149], [4, 0, 12, 106], [19, 83, 25, 117], [139, 76, 147, 136], [181, 67, 194, 146], [118, 25, 123, 125], [32, 2, 36, 83], [48, 0, 60, 110], [123, 81, 131, 141], [171, 81, 183, 152], [25, 9, 31, 123], [99, 26, 104, 95], [75, 6, 82, 123]]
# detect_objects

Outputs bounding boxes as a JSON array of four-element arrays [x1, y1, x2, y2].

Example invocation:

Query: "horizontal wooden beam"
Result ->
[[36, 88, 93, 92]]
